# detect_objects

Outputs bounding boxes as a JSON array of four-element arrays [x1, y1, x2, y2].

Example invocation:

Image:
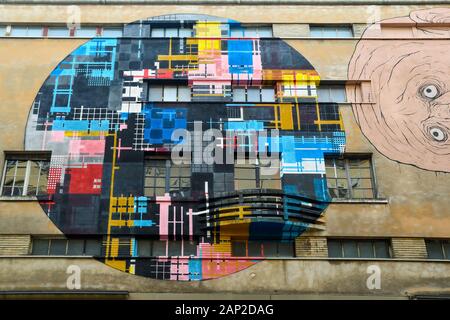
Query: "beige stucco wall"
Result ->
[[0, 3, 449, 296], [0, 257, 449, 298]]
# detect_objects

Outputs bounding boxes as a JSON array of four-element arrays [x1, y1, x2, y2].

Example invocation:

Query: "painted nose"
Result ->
[[430, 92, 450, 119]]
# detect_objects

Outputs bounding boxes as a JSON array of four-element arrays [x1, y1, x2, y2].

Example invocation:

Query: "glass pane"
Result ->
[[163, 86, 177, 101], [179, 28, 193, 37], [75, 27, 97, 37], [258, 27, 273, 37], [248, 241, 262, 257], [358, 241, 374, 258], [85, 239, 101, 256], [244, 28, 258, 37], [151, 28, 164, 37], [48, 27, 70, 37], [165, 28, 178, 37], [374, 241, 390, 258], [177, 86, 191, 102], [235, 167, 256, 179], [152, 241, 166, 256], [232, 87, 246, 102], [426, 240, 444, 259], [37, 162, 49, 195], [32, 239, 49, 255], [309, 27, 323, 37], [67, 239, 84, 255], [138, 240, 152, 257], [352, 189, 374, 199], [184, 241, 197, 256], [336, 179, 349, 198], [10, 26, 28, 36], [168, 241, 182, 256], [443, 242, 450, 260], [49, 239, 67, 255], [231, 241, 246, 257], [342, 240, 358, 258], [236, 180, 257, 190], [262, 242, 277, 257], [317, 87, 331, 102], [102, 28, 122, 37], [323, 27, 337, 37], [230, 28, 244, 37], [0, 26, 5, 36], [330, 87, 347, 102], [337, 27, 353, 37], [247, 88, 260, 102], [277, 242, 294, 257], [148, 85, 163, 101], [260, 178, 281, 189], [327, 240, 342, 257], [27, 26, 43, 37], [349, 158, 371, 168], [261, 88, 275, 102], [154, 187, 166, 196]]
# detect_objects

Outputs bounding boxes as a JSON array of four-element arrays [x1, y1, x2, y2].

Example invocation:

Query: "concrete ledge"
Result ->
[[1, 0, 449, 5], [0, 196, 37, 201], [331, 198, 389, 204], [0, 290, 129, 299]]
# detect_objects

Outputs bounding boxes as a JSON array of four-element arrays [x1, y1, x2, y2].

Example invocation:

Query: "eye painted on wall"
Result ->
[[428, 126, 448, 142], [420, 84, 440, 99]]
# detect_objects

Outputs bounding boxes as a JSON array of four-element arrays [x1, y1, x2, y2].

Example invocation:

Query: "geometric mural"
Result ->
[[25, 14, 346, 280]]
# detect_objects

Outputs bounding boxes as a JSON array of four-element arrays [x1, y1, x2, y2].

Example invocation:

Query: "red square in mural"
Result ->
[[67, 164, 103, 194]]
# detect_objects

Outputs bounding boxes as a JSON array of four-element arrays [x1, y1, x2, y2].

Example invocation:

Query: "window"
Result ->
[[137, 239, 198, 257], [31, 238, 102, 256], [102, 27, 123, 38], [426, 240, 450, 260], [47, 27, 70, 37], [230, 25, 273, 37], [150, 27, 193, 38], [317, 85, 347, 103], [231, 241, 294, 257], [144, 158, 191, 197], [232, 87, 275, 102], [1, 152, 50, 197], [10, 26, 43, 37], [148, 85, 191, 102], [74, 27, 98, 38], [310, 25, 353, 38], [234, 163, 281, 191], [328, 239, 391, 258], [325, 155, 376, 199], [0, 26, 5, 36]]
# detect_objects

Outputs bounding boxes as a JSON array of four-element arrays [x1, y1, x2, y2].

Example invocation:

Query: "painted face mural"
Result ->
[[347, 8, 450, 172], [26, 14, 346, 280]]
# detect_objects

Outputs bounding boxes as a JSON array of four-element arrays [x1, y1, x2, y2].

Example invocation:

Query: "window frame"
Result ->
[[144, 155, 192, 197], [309, 24, 354, 38], [327, 238, 392, 259], [232, 86, 276, 103], [425, 239, 450, 260], [147, 84, 191, 102], [0, 151, 51, 197], [325, 154, 378, 200], [31, 237, 102, 257], [317, 84, 347, 103]]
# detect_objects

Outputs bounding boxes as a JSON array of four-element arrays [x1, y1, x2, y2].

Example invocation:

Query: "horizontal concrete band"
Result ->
[[1, 0, 449, 5]]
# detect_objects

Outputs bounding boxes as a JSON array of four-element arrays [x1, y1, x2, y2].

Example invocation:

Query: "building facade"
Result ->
[[0, 0, 449, 299]]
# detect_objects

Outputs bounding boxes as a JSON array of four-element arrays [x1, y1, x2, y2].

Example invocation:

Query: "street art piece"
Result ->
[[347, 8, 450, 172], [26, 14, 346, 280]]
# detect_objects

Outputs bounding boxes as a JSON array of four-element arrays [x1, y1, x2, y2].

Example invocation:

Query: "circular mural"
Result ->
[[25, 14, 346, 280]]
